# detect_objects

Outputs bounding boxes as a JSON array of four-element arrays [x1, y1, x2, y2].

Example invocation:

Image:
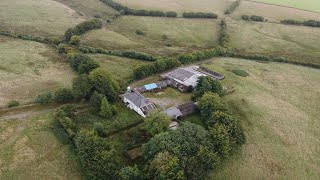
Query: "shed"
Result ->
[[144, 83, 158, 91], [162, 107, 183, 120]]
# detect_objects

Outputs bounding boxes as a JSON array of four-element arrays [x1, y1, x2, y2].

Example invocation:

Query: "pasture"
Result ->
[[228, 19, 320, 66], [0, 36, 75, 107], [0, 110, 82, 179], [199, 58, 320, 179], [83, 16, 220, 56], [0, 0, 85, 36], [231, 1, 320, 22], [253, 0, 320, 13], [113, 0, 233, 16]]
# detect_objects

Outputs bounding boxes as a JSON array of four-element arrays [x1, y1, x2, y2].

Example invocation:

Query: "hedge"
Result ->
[[241, 15, 264, 22], [0, 30, 61, 46], [281, 19, 320, 27], [54, 105, 78, 140], [219, 19, 230, 51], [79, 46, 158, 61], [183, 12, 218, 19], [99, 0, 177, 17], [64, 19, 102, 41], [224, 0, 241, 15]]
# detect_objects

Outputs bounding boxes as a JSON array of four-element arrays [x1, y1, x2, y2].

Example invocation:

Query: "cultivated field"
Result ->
[[253, 0, 320, 12], [83, 16, 220, 56], [0, 109, 83, 179], [198, 58, 320, 179], [231, 1, 320, 22], [228, 19, 320, 66], [113, 0, 234, 16], [0, 0, 84, 36], [0, 36, 75, 107]]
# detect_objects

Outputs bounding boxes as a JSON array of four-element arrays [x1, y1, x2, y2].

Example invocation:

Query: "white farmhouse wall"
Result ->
[[123, 97, 146, 118]]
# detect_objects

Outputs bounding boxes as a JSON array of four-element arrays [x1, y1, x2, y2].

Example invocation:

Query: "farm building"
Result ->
[[122, 90, 156, 118], [162, 102, 198, 120], [135, 80, 170, 93], [161, 65, 224, 92]]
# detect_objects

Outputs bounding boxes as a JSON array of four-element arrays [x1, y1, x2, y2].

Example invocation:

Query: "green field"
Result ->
[[197, 58, 320, 179], [231, 1, 320, 22], [83, 16, 220, 56], [254, 0, 320, 12], [0, 110, 83, 179], [113, 0, 233, 16], [228, 19, 320, 66], [0, 36, 75, 107]]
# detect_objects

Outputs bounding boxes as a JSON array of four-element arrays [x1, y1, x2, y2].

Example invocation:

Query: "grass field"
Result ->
[[83, 16, 220, 56], [0, 110, 83, 179], [197, 58, 320, 179], [0, 0, 84, 36], [113, 0, 234, 16], [228, 19, 320, 66], [253, 0, 320, 13], [231, 1, 320, 22], [0, 36, 75, 107]]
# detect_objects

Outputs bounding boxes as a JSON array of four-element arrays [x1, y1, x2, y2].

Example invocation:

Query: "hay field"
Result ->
[[253, 0, 320, 13], [199, 58, 320, 179], [0, 0, 85, 36], [0, 36, 75, 107], [0, 111, 83, 179], [113, 0, 234, 16], [228, 19, 320, 66], [231, 1, 320, 22], [83, 16, 220, 56]]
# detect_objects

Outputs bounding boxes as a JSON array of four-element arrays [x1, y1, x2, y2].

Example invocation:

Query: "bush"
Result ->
[[250, 15, 264, 21], [99, 97, 113, 118], [183, 12, 218, 19], [69, 35, 80, 46], [35, 92, 53, 104], [165, 11, 177, 18], [7, 100, 19, 108], [224, 0, 241, 14], [69, 54, 100, 74], [135, 30, 145, 36], [231, 69, 249, 77], [54, 88, 74, 103], [90, 92, 105, 112], [241, 15, 250, 20]]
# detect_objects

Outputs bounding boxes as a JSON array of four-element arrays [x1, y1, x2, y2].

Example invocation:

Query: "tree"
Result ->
[[69, 35, 80, 46], [143, 122, 220, 179], [144, 113, 171, 136], [197, 92, 228, 120], [193, 76, 223, 100], [208, 123, 233, 157], [76, 131, 119, 179], [54, 88, 74, 103], [90, 91, 105, 113], [99, 97, 113, 118], [72, 74, 93, 99], [69, 54, 100, 74], [89, 68, 120, 102], [146, 151, 185, 180], [34, 92, 53, 104], [118, 165, 142, 180]]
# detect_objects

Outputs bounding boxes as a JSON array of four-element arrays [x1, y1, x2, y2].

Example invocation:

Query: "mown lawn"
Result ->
[[0, 36, 75, 107], [0, 0, 85, 36], [197, 57, 320, 179]]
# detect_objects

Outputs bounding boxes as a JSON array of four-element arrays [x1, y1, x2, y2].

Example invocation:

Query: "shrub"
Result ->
[[54, 88, 74, 103], [135, 30, 145, 36], [250, 15, 264, 21], [69, 35, 80, 46], [69, 54, 100, 74], [224, 0, 241, 15], [94, 14, 102, 18], [72, 74, 94, 99], [94, 122, 107, 137], [241, 15, 250, 20], [183, 12, 218, 19], [231, 69, 249, 77], [7, 100, 19, 108], [35, 92, 53, 104], [90, 92, 105, 112], [99, 97, 113, 118], [165, 11, 177, 17]]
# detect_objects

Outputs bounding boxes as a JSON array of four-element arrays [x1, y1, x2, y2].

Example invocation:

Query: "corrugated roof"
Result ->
[[144, 83, 158, 90]]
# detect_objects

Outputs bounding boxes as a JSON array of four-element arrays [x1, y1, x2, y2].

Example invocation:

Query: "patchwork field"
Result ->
[[0, 36, 75, 107], [0, 109, 83, 179], [231, 1, 320, 22], [228, 19, 320, 66], [197, 58, 320, 179], [253, 0, 320, 12], [113, 0, 234, 16], [0, 0, 84, 36], [83, 16, 220, 56]]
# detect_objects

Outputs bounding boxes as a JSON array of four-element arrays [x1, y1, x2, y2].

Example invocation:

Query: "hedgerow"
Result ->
[[281, 19, 320, 27], [79, 46, 158, 61], [64, 19, 102, 41], [241, 15, 264, 22], [183, 12, 218, 19], [224, 0, 241, 15], [99, 0, 177, 17]]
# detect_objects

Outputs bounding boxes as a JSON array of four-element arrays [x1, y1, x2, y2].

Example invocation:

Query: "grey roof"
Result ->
[[168, 68, 194, 81], [124, 91, 153, 108], [177, 102, 198, 116], [162, 107, 182, 120]]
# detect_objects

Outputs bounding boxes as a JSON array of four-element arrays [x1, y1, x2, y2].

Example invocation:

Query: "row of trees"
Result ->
[[79, 46, 158, 61], [183, 12, 218, 19], [64, 19, 102, 42], [224, 0, 241, 15], [219, 19, 230, 50], [281, 19, 320, 27], [241, 15, 265, 22], [100, 0, 177, 17], [0, 30, 60, 46]]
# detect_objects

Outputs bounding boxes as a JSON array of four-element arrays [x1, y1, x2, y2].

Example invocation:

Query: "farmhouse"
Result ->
[[161, 65, 224, 92], [122, 90, 156, 118]]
